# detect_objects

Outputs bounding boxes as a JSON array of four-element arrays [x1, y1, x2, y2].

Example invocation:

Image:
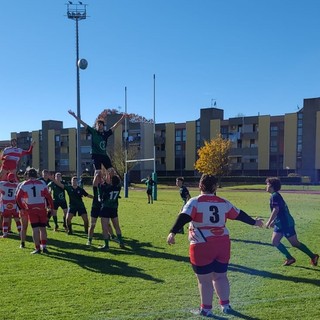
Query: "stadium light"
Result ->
[[66, 2, 88, 180]]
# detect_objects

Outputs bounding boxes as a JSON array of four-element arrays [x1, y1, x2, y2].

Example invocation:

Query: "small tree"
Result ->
[[109, 144, 138, 181], [96, 109, 153, 125], [194, 134, 232, 185]]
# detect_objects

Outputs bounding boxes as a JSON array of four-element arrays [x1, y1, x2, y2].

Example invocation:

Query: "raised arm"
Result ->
[[50, 175, 65, 189], [68, 110, 88, 129], [22, 140, 36, 156], [110, 113, 129, 132]]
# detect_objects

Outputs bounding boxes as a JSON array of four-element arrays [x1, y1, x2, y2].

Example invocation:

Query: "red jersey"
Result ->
[[0, 180, 18, 213], [15, 179, 53, 213]]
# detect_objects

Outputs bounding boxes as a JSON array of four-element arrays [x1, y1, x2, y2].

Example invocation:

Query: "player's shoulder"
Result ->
[[197, 194, 227, 203]]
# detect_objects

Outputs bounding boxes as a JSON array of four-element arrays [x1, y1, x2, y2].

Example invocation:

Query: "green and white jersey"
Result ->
[[48, 181, 67, 202], [99, 183, 121, 209], [65, 185, 88, 209], [86, 126, 113, 156]]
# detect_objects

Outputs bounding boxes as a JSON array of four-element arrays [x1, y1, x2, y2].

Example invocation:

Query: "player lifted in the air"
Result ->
[[0, 138, 35, 181], [68, 110, 128, 176]]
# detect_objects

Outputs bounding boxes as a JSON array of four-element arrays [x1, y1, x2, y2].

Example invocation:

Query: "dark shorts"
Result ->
[[147, 189, 152, 195], [100, 207, 118, 219], [274, 225, 296, 238], [90, 207, 101, 219], [68, 206, 87, 216], [54, 200, 68, 210], [192, 259, 228, 275], [92, 154, 112, 170]]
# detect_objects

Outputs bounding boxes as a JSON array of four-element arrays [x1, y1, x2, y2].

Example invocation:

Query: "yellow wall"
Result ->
[[48, 130, 55, 171], [166, 123, 175, 170], [186, 121, 196, 170], [68, 128, 77, 172], [316, 112, 320, 169], [114, 124, 123, 148], [210, 119, 221, 139], [32, 131, 40, 169], [283, 113, 297, 170], [258, 116, 270, 170]]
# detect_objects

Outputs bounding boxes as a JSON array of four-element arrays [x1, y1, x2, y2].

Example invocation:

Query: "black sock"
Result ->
[[53, 216, 58, 227]]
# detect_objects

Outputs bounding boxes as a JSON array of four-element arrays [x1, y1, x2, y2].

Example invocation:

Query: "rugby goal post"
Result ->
[[124, 158, 157, 199]]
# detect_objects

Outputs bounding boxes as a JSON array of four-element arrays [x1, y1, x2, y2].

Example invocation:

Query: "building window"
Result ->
[[175, 130, 181, 142], [60, 159, 69, 166], [81, 146, 91, 154], [270, 140, 278, 153], [175, 129, 185, 142], [270, 126, 278, 137], [182, 129, 186, 142]]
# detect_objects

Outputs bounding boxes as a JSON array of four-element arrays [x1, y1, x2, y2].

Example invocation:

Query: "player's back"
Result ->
[[18, 179, 49, 205], [0, 180, 18, 201]]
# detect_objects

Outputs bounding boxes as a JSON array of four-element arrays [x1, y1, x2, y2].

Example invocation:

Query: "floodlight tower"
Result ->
[[66, 1, 87, 180]]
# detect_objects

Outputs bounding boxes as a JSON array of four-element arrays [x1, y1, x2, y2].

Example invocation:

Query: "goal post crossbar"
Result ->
[[126, 158, 154, 163]]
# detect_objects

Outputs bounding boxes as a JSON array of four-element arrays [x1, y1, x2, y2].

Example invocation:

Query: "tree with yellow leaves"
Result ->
[[194, 134, 232, 183]]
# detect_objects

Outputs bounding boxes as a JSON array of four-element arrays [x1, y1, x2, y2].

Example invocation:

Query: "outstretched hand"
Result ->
[[254, 217, 264, 228], [68, 110, 76, 117], [167, 232, 176, 245]]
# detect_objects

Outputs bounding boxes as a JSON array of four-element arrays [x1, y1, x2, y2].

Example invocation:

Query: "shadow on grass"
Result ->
[[229, 263, 320, 287], [45, 237, 163, 283], [230, 238, 273, 247], [189, 308, 259, 320], [224, 309, 261, 320], [43, 236, 189, 283], [107, 237, 190, 263]]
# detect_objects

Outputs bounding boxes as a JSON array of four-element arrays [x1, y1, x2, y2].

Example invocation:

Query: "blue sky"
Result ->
[[1, 0, 320, 141]]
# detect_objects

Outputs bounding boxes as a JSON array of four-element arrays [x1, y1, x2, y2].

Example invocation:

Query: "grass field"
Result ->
[[1, 185, 319, 320]]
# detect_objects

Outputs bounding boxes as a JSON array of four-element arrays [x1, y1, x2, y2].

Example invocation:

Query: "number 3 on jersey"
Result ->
[[209, 205, 219, 223]]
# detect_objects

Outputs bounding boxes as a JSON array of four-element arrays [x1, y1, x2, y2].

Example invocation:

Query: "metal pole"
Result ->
[[152, 74, 157, 201], [66, 2, 87, 181], [76, 18, 82, 181], [153, 74, 156, 173], [124, 87, 129, 198]]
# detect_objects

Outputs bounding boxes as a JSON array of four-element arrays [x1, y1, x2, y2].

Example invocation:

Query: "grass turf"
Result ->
[[1, 185, 319, 320]]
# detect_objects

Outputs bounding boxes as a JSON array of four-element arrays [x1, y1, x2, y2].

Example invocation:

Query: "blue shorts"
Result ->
[[274, 225, 296, 238]]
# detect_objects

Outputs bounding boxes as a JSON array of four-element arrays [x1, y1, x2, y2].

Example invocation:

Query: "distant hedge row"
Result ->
[[157, 175, 304, 186], [54, 175, 308, 186]]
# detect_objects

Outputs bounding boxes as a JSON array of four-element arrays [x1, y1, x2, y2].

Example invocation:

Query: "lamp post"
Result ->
[[66, 1, 87, 180]]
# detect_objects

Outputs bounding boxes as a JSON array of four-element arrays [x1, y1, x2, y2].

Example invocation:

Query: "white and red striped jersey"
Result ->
[[15, 179, 53, 212], [182, 194, 241, 244], [0, 180, 18, 212], [2, 145, 33, 164]]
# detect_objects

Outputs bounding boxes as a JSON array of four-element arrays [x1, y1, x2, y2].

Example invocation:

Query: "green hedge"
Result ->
[[157, 175, 303, 186]]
